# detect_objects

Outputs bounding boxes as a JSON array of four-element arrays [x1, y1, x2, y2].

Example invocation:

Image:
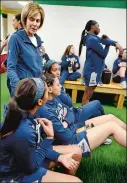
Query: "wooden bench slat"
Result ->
[[64, 79, 126, 109]]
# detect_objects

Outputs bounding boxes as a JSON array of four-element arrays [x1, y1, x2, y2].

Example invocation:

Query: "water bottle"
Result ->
[[68, 61, 73, 73]]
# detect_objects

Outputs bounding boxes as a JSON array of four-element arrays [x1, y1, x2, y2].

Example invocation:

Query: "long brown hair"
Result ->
[[0, 78, 45, 138], [62, 45, 73, 58]]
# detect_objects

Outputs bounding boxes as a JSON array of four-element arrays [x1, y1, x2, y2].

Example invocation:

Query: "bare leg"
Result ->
[[85, 114, 126, 130], [119, 67, 126, 77], [82, 86, 96, 105], [52, 145, 82, 175], [53, 145, 82, 154], [41, 170, 82, 182], [86, 121, 126, 150]]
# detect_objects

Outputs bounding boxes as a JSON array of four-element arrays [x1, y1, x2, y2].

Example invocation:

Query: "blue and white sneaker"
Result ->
[[97, 81, 103, 86], [103, 138, 112, 145]]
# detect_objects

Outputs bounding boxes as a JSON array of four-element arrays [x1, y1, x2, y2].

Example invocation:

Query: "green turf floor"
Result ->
[[0, 73, 126, 183]]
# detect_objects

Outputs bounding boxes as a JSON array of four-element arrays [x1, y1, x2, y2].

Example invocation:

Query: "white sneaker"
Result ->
[[121, 81, 126, 89], [103, 138, 112, 145], [97, 81, 103, 86]]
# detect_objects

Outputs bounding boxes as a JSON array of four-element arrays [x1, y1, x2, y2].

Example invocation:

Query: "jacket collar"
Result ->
[[16, 29, 42, 47]]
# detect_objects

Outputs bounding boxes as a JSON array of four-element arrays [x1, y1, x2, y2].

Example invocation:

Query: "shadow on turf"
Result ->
[[66, 89, 127, 107]]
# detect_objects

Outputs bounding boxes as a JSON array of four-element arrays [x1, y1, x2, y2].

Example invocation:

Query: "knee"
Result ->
[[107, 121, 118, 129], [94, 100, 101, 107], [73, 72, 81, 79], [77, 72, 81, 78], [107, 114, 116, 120], [73, 176, 82, 182], [90, 100, 102, 111]]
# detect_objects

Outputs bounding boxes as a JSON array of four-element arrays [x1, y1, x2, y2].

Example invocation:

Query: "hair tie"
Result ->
[[32, 78, 45, 104], [85, 30, 88, 36]]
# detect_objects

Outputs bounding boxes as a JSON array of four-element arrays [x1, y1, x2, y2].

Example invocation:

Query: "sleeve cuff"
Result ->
[[40, 138, 54, 149], [46, 149, 61, 162]]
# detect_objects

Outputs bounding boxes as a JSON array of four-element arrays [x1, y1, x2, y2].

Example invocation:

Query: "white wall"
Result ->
[[1, 16, 8, 53], [6, 5, 126, 73], [7, 14, 15, 34], [1, 14, 15, 41], [37, 5, 126, 74], [1, 15, 3, 40], [1, 14, 15, 54]]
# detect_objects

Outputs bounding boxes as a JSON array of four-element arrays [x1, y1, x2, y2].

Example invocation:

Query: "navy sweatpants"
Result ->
[[74, 100, 104, 124], [60, 70, 81, 85]]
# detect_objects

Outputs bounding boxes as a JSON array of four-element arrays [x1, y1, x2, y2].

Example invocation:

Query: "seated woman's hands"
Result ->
[[63, 107, 67, 117], [58, 153, 79, 170], [118, 62, 126, 68], [63, 121, 68, 128], [37, 118, 54, 138]]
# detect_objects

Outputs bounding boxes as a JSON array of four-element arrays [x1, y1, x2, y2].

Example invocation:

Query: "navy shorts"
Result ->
[[70, 130, 91, 157], [84, 72, 100, 86], [21, 167, 47, 182], [113, 75, 121, 83]]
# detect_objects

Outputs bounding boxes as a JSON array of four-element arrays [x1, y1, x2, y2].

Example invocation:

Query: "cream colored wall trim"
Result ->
[[0, 4, 21, 14]]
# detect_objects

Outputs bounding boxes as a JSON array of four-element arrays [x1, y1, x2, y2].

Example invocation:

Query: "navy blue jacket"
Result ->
[[42, 53, 50, 72], [7, 29, 43, 96], [83, 34, 116, 77], [61, 54, 80, 72], [58, 87, 73, 108], [35, 97, 79, 145], [0, 116, 60, 182], [112, 58, 127, 74], [3, 28, 24, 68]]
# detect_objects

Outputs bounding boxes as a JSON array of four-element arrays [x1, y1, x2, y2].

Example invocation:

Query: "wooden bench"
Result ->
[[64, 78, 126, 109]]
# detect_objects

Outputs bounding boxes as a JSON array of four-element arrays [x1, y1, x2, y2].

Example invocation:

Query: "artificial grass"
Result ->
[[74, 103, 126, 183], [0, 73, 10, 122], [0, 73, 126, 183]]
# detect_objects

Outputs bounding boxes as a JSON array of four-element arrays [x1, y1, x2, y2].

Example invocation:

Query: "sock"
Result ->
[[121, 77, 126, 82]]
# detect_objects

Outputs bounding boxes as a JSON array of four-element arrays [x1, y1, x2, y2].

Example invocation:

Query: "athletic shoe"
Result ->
[[103, 138, 112, 145], [97, 81, 103, 86], [121, 81, 126, 89]]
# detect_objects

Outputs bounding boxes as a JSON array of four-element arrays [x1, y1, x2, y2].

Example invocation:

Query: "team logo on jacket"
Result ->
[[56, 103, 64, 123]]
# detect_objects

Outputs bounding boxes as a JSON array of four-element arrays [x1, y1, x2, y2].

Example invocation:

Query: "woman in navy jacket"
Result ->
[[36, 74, 126, 158], [112, 48, 127, 88], [0, 78, 82, 182], [78, 20, 123, 104], [7, 2, 44, 96], [60, 45, 81, 85], [45, 60, 105, 120], [1, 14, 23, 95]]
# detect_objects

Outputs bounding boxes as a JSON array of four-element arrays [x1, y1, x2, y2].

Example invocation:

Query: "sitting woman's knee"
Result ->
[[94, 100, 101, 107], [107, 114, 116, 120], [71, 176, 82, 182], [107, 121, 118, 129]]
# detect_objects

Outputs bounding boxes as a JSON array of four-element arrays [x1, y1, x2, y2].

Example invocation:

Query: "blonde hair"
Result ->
[[21, 2, 45, 28]]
